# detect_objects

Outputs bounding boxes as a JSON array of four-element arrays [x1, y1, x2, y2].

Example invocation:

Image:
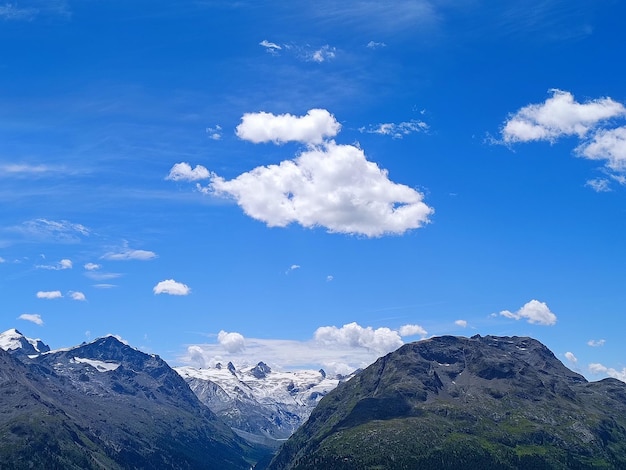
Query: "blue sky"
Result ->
[[1, 0, 625, 379]]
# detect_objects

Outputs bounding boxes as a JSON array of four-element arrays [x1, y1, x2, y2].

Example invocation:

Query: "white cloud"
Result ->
[[217, 330, 245, 353], [153, 279, 191, 296], [84, 262, 101, 271], [236, 109, 341, 145], [366, 41, 386, 49], [577, 126, 626, 172], [499, 299, 557, 325], [360, 120, 429, 138], [585, 178, 612, 192], [204, 141, 433, 237], [314, 322, 403, 355], [69, 291, 86, 301], [93, 283, 117, 289], [36, 258, 72, 270], [85, 271, 122, 281], [18, 314, 43, 325], [587, 339, 606, 347], [18, 219, 89, 242], [0, 163, 52, 174], [501, 89, 626, 143], [454, 319, 468, 328], [286, 264, 300, 274], [205, 125, 222, 140], [309, 45, 336, 63], [0, 257, 5, 263], [564, 351, 577, 363], [589, 363, 626, 382], [326, 275, 334, 282], [102, 248, 157, 261], [259, 39, 282, 53], [398, 324, 428, 337], [166, 162, 212, 182], [36, 290, 63, 300], [179, 322, 425, 376]]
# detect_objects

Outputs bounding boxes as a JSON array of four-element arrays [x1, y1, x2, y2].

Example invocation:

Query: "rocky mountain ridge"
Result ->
[[268, 335, 626, 469], [0, 330, 261, 469]]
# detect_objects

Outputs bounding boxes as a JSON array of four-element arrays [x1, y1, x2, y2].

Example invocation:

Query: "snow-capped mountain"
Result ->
[[176, 361, 355, 446], [0, 328, 50, 356]]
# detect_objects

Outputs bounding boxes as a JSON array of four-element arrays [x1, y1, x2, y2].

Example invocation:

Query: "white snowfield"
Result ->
[[0, 328, 48, 353], [71, 357, 121, 372], [176, 361, 353, 441]]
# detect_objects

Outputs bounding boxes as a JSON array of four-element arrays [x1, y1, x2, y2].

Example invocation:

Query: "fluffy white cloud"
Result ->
[[499, 299, 557, 326], [577, 126, 626, 172], [153, 279, 191, 296], [314, 322, 404, 355], [326, 275, 334, 282], [587, 339, 606, 347], [217, 330, 245, 353], [235, 109, 341, 145], [589, 363, 626, 382], [360, 120, 429, 138], [166, 162, 212, 182], [36, 290, 63, 299], [501, 89, 625, 143], [69, 291, 86, 301], [102, 248, 157, 261], [286, 264, 300, 274], [37, 258, 73, 270], [204, 141, 433, 237], [18, 314, 43, 325], [84, 262, 101, 271], [454, 319, 468, 328], [180, 322, 430, 376], [564, 351, 577, 363], [398, 324, 428, 337]]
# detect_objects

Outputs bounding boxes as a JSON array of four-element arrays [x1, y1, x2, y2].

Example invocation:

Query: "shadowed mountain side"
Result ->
[[268, 335, 626, 470], [0, 337, 262, 469]]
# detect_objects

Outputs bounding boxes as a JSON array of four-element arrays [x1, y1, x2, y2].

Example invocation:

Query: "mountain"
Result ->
[[0, 332, 263, 469], [176, 361, 353, 448], [268, 335, 626, 469], [0, 328, 50, 356]]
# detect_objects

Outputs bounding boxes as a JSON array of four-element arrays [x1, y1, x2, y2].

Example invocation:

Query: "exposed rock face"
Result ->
[[0, 335, 260, 469], [268, 335, 626, 469]]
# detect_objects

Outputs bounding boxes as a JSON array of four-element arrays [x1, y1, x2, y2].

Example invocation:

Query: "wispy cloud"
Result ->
[[102, 247, 157, 261], [587, 339, 606, 347], [366, 40, 387, 49], [0, 3, 37, 21], [286, 264, 300, 274], [205, 125, 222, 140], [259, 39, 282, 54], [153, 279, 191, 296], [36, 258, 72, 270], [84, 262, 101, 271], [309, 45, 336, 63], [18, 313, 43, 325], [454, 319, 468, 328], [564, 351, 577, 363], [360, 119, 429, 138], [12, 219, 90, 243]]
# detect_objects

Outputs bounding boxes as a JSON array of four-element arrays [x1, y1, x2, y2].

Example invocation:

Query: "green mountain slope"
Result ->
[[268, 335, 626, 470]]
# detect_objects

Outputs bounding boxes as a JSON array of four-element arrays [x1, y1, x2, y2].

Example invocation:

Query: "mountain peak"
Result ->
[[0, 328, 50, 355], [250, 361, 271, 379]]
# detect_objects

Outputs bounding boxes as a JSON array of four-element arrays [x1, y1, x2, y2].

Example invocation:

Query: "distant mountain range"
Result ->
[[176, 361, 354, 449], [3, 330, 626, 469], [268, 335, 626, 469]]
